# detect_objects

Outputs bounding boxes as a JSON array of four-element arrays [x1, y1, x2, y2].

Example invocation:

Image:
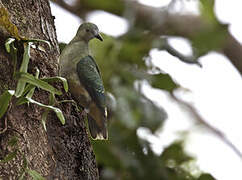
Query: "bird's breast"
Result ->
[[67, 72, 92, 108]]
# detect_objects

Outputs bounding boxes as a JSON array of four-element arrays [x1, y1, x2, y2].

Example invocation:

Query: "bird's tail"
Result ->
[[87, 114, 108, 140]]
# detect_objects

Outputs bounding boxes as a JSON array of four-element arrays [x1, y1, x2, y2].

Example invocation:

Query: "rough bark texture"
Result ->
[[0, 0, 98, 179]]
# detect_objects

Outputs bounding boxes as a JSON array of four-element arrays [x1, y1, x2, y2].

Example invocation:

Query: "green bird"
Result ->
[[59, 22, 108, 140]]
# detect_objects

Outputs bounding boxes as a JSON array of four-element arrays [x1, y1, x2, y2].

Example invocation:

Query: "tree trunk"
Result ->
[[0, 0, 98, 179]]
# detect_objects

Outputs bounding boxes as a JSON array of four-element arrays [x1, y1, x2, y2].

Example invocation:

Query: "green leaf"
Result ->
[[24, 38, 51, 49], [16, 84, 35, 106], [0, 150, 17, 163], [140, 97, 167, 132], [41, 93, 56, 132], [11, 44, 18, 76], [26, 169, 45, 180], [16, 69, 41, 106], [42, 76, 68, 92], [0, 90, 14, 119], [15, 79, 26, 98], [160, 141, 192, 165], [41, 110, 49, 132], [200, 0, 217, 23], [198, 173, 216, 180], [5, 38, 15, 53], [26, 68, 40, 99], [48, 93, 55, 106], [5, 38, 18, 76], [19, 172, 26, 180], [150, 73, 179, 92], [16, 72, 62, 95], [26, 97, 65, 125], [15, 42, 32, 97], [16, 97, 29, 106], [22, 84, 36, 96], [191, 24, 228, 56], [58, 99, 80, 112], [23, 155, 28, 169], [19, 42, 32, 75], [19, 155, 28, 180], [8, 136, 18, 147], [52, 107, 65, 125]]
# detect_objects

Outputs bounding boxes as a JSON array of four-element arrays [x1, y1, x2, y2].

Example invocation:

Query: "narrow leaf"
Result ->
[[15, 79, 26, 98], [49, 93, 55, 106], [41, 93, 55, 131], [42, 76, 68, 92], [16, 72, 62, 95], [16, 69, 40, 106], [5, 38, 18, 76], [15, 42, 32, 97], [0, 90, 14, 119], [26, 169, 45, 180], [0, 150, 17, 163], [19, 155, 28, 180], [22, 84, 36, 96], [20, 42, 32, 73], [11, 44, 18, 76], [16, 84, 35, 106], [41, 110, 49, 132], [19, 172, 26, 180], [26, 68, 40, 98], [8, 136, 18, 147], [24, 38, 51, 49], [26, 98, 65, 125], [54, 108, 65, 125], [16, 97, 29, 106], [5, 38, 15, 53]]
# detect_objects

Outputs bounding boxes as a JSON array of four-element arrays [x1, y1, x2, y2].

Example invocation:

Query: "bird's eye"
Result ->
[[86, 29, 90, 32]]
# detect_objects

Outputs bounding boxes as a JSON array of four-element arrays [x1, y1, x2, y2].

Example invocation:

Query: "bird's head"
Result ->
[[76, 22, 103, 42]]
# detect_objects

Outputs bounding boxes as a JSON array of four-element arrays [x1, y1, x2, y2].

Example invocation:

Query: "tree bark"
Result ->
[[0, 0, 98, 179]]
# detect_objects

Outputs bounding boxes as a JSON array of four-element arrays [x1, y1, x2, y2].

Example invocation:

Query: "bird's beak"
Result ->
[[95, 34, 103, 41]]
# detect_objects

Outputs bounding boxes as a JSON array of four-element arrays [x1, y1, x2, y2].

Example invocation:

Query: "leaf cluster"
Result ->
[[0, 38, 68, 130]]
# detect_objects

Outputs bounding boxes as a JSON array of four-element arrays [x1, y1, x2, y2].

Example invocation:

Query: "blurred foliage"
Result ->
[[200, 0, 217, 23], [191, 24, 228, 57], [89, 33, 215, 180], [80, 0, 124, 16], [192, 0, 228, 57], [55, 0, 221, 179]]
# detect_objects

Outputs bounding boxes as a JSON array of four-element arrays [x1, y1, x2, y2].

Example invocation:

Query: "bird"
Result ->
[[59, 22, 108, 140]]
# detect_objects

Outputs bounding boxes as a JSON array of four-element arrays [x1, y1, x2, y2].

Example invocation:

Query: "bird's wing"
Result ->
[[76, 55, 106, 112], [88, 55, 101, 76]]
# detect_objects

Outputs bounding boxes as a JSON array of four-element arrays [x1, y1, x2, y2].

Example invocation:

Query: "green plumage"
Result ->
[[76, 56, 106, 110], [59, 22, 108, 140], [76, 56, 108, 139]]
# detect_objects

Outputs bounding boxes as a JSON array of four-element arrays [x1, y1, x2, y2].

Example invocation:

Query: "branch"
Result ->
[[158, 38, 202, 67], [222, 34, 242, 74], [53, 0, 242, 74], [170, 92, 242, 159]]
